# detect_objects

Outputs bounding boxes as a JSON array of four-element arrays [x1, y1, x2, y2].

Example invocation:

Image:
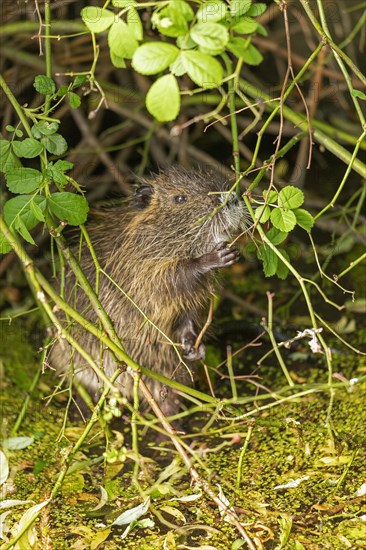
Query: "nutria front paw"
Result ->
[[182, 334, 206, 361], [199, 241, 239, 272], [214, 241, 239, 266]]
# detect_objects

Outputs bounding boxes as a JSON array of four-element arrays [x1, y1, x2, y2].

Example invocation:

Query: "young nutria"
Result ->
[[50, 167, 248, 417]]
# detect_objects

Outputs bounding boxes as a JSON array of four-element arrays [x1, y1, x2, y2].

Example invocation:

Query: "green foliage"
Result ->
[[0, 75, 89, 254], [146, 74, 180, 121], [80, 0, 268, 121], [254, 186, 315, 279]]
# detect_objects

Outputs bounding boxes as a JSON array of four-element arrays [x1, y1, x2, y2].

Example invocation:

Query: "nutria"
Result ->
[[50, 167, 247, 417]]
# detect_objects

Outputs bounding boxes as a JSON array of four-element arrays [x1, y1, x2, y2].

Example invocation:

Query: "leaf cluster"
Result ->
[[253, 186, 315, 279], [0, 76, 89, 253], [81, 0, 267, 121]]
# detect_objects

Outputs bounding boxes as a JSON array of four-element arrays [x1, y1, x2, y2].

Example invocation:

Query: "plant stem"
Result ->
[[299, 0, 366, 87], [314, 130, 366, 220], [44, 0, 53, 112], [0, 74, 32, 136], [0, 216, 219, 405], [239, 77, 366, 180], [265, 292, 294, 387], [236, 422, 254, 490], [316, 0, 365, 126], [222, 54, 241, 181]]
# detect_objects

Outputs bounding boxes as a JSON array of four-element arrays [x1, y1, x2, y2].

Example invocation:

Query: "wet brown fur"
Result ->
[[50, 167, 247, 416]]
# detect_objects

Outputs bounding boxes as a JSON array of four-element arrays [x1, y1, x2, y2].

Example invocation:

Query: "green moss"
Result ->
[[1, 315, 365, 548]]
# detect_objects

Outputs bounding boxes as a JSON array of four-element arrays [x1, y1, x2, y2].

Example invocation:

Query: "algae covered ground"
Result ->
[[1, 316, 365, 550]]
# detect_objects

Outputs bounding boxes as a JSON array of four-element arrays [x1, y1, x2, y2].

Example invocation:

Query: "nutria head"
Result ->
[[130, 167, 248, 258]]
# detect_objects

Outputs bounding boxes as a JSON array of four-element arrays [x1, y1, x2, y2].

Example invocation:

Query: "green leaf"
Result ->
[[34, 75, 56, 95], [270, 208, 296, 232], [5, 167, 43, 194], [256, 23, 267, 36], [0, 232, 12, 254], [32, 121, 59, 138], [108, 19, 139, 60], [67, 91, 81, 109], [230, 0, 252, 19], [232, 16, 258, 34], [181, 50, 223, 88], [3, 195, 47, 231], [13, 216, 36, 245], [12, 138, 44, 159], [30, 200, 45, 222], [254, 205, 270, 223], [146, 74, 180, 122], [247, 3, 267, 16], [6, 125, 15, 132], [57, 85, 68, 97], [176, 33, 197, 50], [169, 55, 186, 77], [112, 0, 136, 6], [0, 140, 21, 173], [276, 249, 290, 280], [243, 44, 263, 65], [151, 1, 193, 38], [229, 41, 263, 64], [351, 89, 366, 100], [47, 160, 73, 185], [263, 189, 278, 203], [53, 160, 74, 172], [227, 37, 250, 58], [47, 193, 89, 225], [196, 1, 227, 22], [294, 208, 314, 231], [266, 227, 288, 245], [132, 43, 179, 75], [127, 7, 143, 41], [278, 185, 304, 210], [72, 75, 87, 88], [41, 134, 68, 156], [152, 11, 188, 38], [190, 22, 229, 54], [279, 186, 304, 209], [110, 50, 126, 68], [171, 0, 194, 21], [81, 7, 115, 33], [257, 244, 278, 277]]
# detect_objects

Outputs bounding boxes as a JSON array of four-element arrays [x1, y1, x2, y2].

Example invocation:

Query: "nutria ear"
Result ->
[[132, 184, 153, 210]]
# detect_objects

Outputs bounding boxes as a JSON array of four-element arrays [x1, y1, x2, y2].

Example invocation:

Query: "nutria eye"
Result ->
[[174, 195, 187, 204]]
